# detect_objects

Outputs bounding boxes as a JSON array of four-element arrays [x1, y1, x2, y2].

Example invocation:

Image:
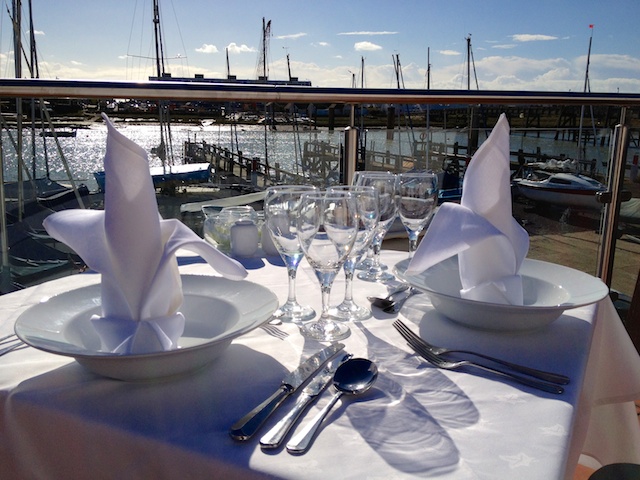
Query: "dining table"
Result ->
[[1, 248, 640, 479]]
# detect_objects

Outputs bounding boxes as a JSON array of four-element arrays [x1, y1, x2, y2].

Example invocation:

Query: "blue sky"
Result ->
[[2, 0, 639, 92]]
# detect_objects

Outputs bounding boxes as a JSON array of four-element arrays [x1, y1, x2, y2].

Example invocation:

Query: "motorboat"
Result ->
[[514, 171, 607, 210]]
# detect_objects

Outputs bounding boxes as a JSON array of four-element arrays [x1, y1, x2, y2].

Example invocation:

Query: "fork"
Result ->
[[0, 333, 26, 356], [393, 321, 564, 394], [393, 320, 569, 385], [260, 323, 289, 340]]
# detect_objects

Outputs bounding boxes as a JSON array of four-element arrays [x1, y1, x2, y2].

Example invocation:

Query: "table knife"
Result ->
[[259, 352, 352, 449], [229, 342, 345, 441]]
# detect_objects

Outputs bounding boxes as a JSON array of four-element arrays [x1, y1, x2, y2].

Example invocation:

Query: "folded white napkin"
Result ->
[[405, 113, 529, 305], [43, 114, 247, 354]]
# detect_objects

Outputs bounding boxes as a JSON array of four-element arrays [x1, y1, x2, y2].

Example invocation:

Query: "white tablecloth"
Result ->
[[1, 250, 639, 479]]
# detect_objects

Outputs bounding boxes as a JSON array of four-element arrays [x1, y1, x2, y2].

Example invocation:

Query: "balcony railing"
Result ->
[[1, 78, 639, 301]]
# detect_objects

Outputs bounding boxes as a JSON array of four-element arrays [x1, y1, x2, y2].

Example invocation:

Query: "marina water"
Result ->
[[1, 120, 621, 192]]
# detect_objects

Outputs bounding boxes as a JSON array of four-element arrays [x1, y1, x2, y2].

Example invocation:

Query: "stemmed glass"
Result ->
[[327, 185, 379, 321], [398, 171, 439, 258], [354, 171, 398, 283], [263, 185, 317, 322], [297, 191, 358, 341]]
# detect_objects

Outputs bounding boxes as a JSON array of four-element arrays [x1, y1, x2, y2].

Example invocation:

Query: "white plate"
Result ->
[[394, 257, 609, 331], [15, 275, 279, 381]]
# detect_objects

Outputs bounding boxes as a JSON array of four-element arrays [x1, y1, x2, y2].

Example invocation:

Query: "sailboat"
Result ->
[[93, 0, 211, 193]]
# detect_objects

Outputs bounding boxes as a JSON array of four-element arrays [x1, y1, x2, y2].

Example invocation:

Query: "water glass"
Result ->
[[297, 191, 358, 342], [398, 171, 439, 257], [327, 185, 379, 321], [263, 185, 317, 322], [354, 171, 398, 283]]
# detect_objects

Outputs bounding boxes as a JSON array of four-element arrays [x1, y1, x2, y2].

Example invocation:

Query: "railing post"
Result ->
[[596, 107, 629, 287]]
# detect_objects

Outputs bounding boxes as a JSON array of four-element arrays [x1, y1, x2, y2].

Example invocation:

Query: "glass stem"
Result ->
[[286, 265, 298, 303], [371, 237, 382, 270], [320, 281, 332, 320], [343, 259, 355, 303], [408, 231, 418, 258]]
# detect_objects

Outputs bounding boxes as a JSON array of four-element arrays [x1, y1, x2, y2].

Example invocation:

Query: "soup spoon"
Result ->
[[367, 284, 410, 310], [286, 358, 378, 454]]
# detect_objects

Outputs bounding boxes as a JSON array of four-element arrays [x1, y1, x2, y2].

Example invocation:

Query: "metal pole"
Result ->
[[596, 107, 629, 286], [344, 105, 358, 186], [0, 132, 12, 293]]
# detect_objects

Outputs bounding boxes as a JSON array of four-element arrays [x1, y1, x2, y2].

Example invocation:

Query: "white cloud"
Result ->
[[439, 50, 461, 56], [276, 33, 307, 40], [70, 60, 83, 66], [195, 44, 218, 54], [226, 43, 256, 54], [316, 42, 330, 47], [34, 30, 44, 36], [512, 34, 558, 42], [493, 44, 517, 49], [339, 31, 397, 36], [355, 41, 382, 52]]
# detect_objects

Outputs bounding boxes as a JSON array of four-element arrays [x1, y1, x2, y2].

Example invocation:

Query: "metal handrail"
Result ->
[[1, 77, 639, 292], [1, 78, 640, 106]]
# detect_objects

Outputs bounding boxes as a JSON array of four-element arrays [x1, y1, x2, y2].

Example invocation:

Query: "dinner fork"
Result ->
[[393, 321, 564, 394], [0, 333, 26, 356], [393, 320, 569, 385], [260, 323, 289, 340]]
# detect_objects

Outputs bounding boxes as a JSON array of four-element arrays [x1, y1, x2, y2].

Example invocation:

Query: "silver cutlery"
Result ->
[[260, 323, 289, 340], [286, 358, 378, 454], [382, 288, 420, 314], [260, 352, 353, 449], [0, 333, 26, 356], [367, 284, 410, 310], [393, 320, 569, 385], [393, 321, 564, 394], [229, 343, 345, 441]]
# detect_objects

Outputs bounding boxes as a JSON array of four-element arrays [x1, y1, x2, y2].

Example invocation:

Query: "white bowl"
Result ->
[[394, 257, 609, 331], [15, 275, 279, 381]]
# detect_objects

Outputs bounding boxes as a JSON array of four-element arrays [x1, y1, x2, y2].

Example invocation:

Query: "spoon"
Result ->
[[382, 288, 420, 313], [367, 284, 410, 310], [286, 358, 378, 454]]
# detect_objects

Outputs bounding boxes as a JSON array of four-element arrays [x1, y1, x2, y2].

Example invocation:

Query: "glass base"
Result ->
[[299, 319, 351, 342], [328, 301, 372, 321], [357, 269, 395, 283], [356, 257, 388, 271], [272, 301, 316, 323]]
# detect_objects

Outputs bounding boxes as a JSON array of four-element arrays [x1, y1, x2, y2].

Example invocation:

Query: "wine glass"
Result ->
[[398, 171, 439, 258], [263, 185, 317, 322], [327, 185, 379, 321], [354, 171, 398, 283], [297, 191, 358, 342]]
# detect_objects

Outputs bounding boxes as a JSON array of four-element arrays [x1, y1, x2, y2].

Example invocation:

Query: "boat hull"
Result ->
[[515, 182, 604, 210], [94, 163, 211, 192]]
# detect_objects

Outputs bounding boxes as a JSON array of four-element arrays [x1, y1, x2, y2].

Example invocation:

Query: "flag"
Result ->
[[589, 24, 594, 28]]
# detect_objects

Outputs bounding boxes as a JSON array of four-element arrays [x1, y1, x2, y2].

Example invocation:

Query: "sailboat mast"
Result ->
[[427, 48, 431, 90], [12, 0, 25, 220], [583, 26, 593, 93], [153, 0, 164, 78], [467, 36, 471, 91], [577, 25, 594, 162]]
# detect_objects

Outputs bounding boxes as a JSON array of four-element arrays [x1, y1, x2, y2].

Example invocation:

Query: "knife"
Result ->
[[259, 352, 353, 449], [229, 342, 345, 441]]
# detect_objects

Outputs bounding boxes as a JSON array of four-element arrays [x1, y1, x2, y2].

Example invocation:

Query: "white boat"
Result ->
[[514, 172, 607, 210]]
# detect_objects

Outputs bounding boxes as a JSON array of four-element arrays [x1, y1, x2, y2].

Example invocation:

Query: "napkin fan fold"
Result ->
[[43, 114, 247, 354], [405, 113, 529, 305]]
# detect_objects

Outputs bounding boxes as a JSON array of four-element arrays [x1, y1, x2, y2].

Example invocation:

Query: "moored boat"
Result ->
[[514, 171, 607, 210], [93, 163, 212, 192]]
